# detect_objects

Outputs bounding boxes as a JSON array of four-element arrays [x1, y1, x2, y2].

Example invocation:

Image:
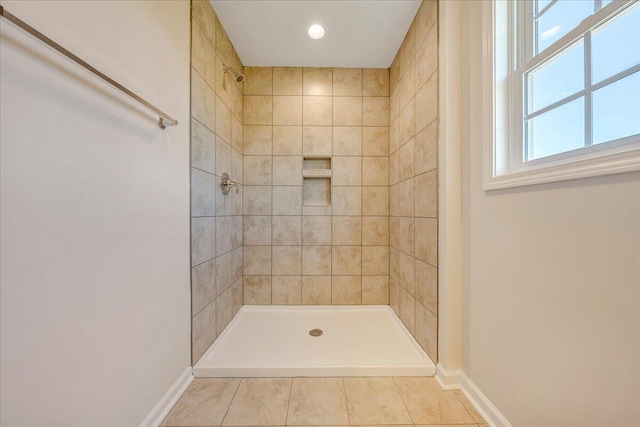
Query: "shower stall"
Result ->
[[189, 0, 439, 376]]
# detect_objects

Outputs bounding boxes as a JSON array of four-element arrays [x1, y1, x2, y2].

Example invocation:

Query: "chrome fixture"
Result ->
[[220, 173, 238, 195], [222, 64, 245, 82], [0, 5, 178, 129]]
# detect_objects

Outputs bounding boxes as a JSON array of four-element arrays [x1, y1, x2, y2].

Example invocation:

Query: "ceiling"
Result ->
[[209, 0, 421, 68]]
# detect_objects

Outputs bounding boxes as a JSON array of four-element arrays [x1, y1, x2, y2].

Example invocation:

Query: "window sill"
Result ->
[[484, 145, 640, 190]]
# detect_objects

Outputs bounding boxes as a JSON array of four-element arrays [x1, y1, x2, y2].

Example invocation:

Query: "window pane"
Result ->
[[527, 40, 584, 113], [526, 97, 585, 160], [536, 0, 553, 15], [592, 4, 640, 84], [593, 72, 640, 144], [537, 0, 594, 53]]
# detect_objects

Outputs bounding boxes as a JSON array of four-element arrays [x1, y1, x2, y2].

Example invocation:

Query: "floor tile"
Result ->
[[452, 389, 487, 424], [222, 378, 292, 426], [286, 378, 349, 426], [343, 377, 413, 425], [394, 377, 476, 425], [161, 378, 240, 426]]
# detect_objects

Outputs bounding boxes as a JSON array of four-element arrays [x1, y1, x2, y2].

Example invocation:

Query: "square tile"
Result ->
[[302, 216, 332, 245], [393, 377, 476, 425], [362, 157, 389, 186], [272, 186, 302, 215], [272, 276, 302, 304], [274, 67, 303, 95], [243, 125, 272, 155], [243, 246, 271, 275], [272, 216, 302, 245], [332, 276, 362, 304], [161, 378, 240, 427], [303, 126, 332, 155], [333, 97, 362, 126], [332, 187, 361, 215], [273, 126, 302, 155], [332, 246, 361, 275], [272, 246, 302, 275], [303, 68, 333, 95], [287, 378, 350, 425], [244, 95, 272, 125], [343, 377, 412, 425], [273, 156, 302, 186], [302, 246, 332, 275], [362, 246, 389, 275], [332, 157, 362, 186], [415, 121, 438, 175], [363, 127, 389, 156], [243, 156, 272, 185], [363, 97, 390, 126], [303, 96, 333, 125], [244, 67, 273, 95], [222, 378, 292, 425], [302, 276, 332, 304], [362, 276, 390, 305], [243, 186, 272, 215], [415, 302, 438, 359], [333, 68, 363, 96], [244, 216, 272, 245], [244, 276, 271, 305], [363, 68, 389, 96], [273, 95, 303, 125], [362, 216, 389, 246], [333, 126, 362, 156]]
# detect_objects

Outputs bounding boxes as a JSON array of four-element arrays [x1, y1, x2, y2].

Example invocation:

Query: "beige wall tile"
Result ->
[[415, 259, 437, 315], [303, 178, 331, 207], [244, 95, 273, 125], [273, 95, 302, 125], [302, 276, 332, 304], [243, 156, 272, 185], [415, 301, 438, 359], [192, 119, 216, 174], [192, 259, 216, 315], [302, 246, 331, 275], [363, 97, 390, 126], [398, 178, 415, 217], [333, 126, 362, 156], [398, 216, 415, 256], [362, 246, 390, 276], [243, 276, 271, 304], [396, 377, 473, 424], [216, 17, 233, 65], [272, 186, 302, 215], [415, 170, 437, 218], [272, 276, 302, 304], [333, 97, 362, 126], [362, 276, 390, 304], [191, 168, 216, 217], [363, 68, 389, 96], [232, 278, 242, 316], [399, 60, 416, 111], [303, 68, 333, 95], [343, 377, 412, 425], [243, 245, 271, 275], [332, 216, 362, 245], [222, 378, 291, 426], [191, 69, 216, 132], [243, 125, 272, 155], [332, 246, 361, 275], [272, 216, 302, 245], [287, 378, 349, 425], [363, 127, 389, 156], [399, 251, 415, 294], [362, 216, 389, 246], [399, 138, 415, 181], [332, 276, 362, 304], [363, 157, 389, 186], [191, 300, 216, 363], [390, 86, 400, 122], [415, 25, 438, 89], [273, 67, 303, 95], [333, 68, 363, 96], [400, 287, 415, 333], [216, 137, 231, 177], [415, 217, 437, 266], [272, 246, 302, 275], [390, 278, 400, 314], [273, 125, 302, 155], [390, 118, 401, 154], [303, 126, 332, 155], [216, 286, 233, 334], [414, 0, 438, 46], [232, 116, 243, 152], [244, 67, 273, 95], [273, 156, 302, 186], [191, 22, 216, 89], [303, 96, 333, 125], [399, 22, 416, 75], [415, 121, 438, 174], [333, 156, 362, 186], [192, 1, 217, 47], [192, 217, 216, 266], [302, 216, 332, 245], [362, 187, 389, 216], [244, 216, 272, 246], [400, 99, 415, 145], [332, 186, 361, 215], [243, 186, 272, 215], [415, 71, 438, 133]]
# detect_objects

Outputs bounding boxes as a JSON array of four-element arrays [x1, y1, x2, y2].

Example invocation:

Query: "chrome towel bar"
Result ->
[[0, 5, 178, 129]]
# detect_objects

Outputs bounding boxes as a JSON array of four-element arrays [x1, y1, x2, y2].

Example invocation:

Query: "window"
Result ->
[[485, 0, 640, 189]]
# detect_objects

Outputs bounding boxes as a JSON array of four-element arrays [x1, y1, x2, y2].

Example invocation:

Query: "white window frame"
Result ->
[[483, 0, 640, 190]]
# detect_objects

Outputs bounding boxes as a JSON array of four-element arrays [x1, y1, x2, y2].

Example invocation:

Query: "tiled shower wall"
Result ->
[[241, 68, 391, 305], [190, 1, 245, 364], [389, 0, 439, 361]]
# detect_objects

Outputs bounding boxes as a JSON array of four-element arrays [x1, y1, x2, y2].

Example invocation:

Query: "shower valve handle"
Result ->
[[220, 173, 238, 195]]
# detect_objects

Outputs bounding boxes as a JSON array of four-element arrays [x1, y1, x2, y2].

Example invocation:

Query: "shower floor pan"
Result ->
[[193, 305, 436, 377]]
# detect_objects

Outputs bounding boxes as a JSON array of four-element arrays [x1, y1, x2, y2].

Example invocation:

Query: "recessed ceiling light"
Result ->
[[307, 24, 326, 40]]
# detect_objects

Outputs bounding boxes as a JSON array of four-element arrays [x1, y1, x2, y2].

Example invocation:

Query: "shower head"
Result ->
[[223, 64, 245, 83]]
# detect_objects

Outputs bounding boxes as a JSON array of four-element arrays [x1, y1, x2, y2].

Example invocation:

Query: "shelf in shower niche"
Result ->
[[303, 169, 332, 178]]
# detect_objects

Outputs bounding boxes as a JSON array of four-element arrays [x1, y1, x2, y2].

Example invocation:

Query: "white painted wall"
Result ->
[[460, 2, 640, 426], [0, 1, 191, 425]]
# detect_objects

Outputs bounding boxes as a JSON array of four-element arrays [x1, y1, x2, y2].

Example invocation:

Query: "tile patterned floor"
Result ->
[[162, 377, 488, 427]]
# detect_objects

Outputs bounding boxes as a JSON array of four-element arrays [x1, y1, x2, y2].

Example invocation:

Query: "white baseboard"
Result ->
[[436, 364, 512, 427], [140, 366, 194, 427]]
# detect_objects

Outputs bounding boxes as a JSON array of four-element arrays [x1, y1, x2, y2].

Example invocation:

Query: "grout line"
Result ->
[[392, 377, 417, 425], [219, 378, 243, 426], [284, 377, 294, 426], [342, 377, 352, 425]]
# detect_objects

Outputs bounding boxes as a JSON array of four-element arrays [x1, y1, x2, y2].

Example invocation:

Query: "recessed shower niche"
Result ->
[[303, 157, 331, 214]]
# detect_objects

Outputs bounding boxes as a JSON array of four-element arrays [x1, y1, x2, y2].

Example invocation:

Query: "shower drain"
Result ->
[[309, 328, 323, 337]]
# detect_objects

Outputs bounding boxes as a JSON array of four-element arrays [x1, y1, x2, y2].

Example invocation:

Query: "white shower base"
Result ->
[[193, 305, 436, 377]]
